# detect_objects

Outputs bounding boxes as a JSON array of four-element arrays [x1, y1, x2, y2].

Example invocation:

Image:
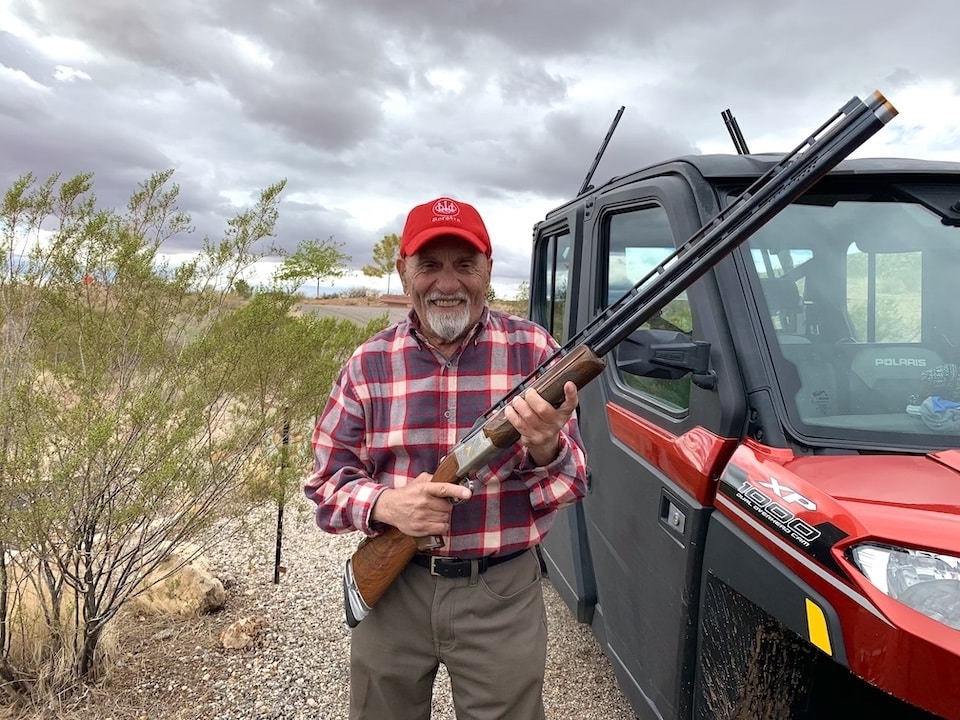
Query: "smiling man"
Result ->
[[304, 196, 589, 719], [396, 197, 493, 356]]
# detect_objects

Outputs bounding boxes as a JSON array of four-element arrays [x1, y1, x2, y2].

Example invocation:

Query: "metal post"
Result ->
[[273, 415, 290, 585]]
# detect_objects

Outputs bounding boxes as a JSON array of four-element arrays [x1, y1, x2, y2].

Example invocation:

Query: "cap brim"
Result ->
[[402, 227, 489, 257]]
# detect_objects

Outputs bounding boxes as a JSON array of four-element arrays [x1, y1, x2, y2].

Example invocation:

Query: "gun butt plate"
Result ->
[[343, 559, 371, 628]]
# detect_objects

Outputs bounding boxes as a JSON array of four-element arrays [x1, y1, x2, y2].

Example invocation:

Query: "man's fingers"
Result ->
[[515, 385, 577, 416], [430, 481, 472, 503], [510, 384, 578, 430], [560, 381, 579, 413]]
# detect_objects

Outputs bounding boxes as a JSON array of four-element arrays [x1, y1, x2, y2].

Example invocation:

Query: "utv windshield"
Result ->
[[745, 181, 960, 448]]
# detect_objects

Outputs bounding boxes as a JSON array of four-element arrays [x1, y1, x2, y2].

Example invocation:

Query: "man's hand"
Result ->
[[371, 473, 472, 537], [504, 381, 579, 466]]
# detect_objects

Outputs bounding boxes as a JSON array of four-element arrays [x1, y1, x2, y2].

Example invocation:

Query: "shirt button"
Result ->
[[444, 411, 451, 419]]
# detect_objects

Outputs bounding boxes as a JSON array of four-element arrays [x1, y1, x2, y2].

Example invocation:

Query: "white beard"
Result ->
[[424, 299, 472, 342]]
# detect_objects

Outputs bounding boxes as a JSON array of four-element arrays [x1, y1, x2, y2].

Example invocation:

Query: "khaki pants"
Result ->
[[349, 549, 547, 720]]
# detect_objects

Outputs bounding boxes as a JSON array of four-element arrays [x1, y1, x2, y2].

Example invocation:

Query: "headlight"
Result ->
[[851, 543, 960, 630]]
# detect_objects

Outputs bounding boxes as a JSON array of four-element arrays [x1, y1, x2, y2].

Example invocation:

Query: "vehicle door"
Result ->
[[536, 174, 747, 720], [528, 207, 604, 624]]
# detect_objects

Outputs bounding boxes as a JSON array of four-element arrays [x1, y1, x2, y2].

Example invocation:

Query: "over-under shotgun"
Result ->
[[342, 90, 898, 627]]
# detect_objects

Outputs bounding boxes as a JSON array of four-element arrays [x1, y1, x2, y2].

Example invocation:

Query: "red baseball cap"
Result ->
[[400, 197, 492, 258]]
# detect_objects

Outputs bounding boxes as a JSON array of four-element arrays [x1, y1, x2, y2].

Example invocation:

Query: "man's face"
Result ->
[[397, 236, 492, 346]]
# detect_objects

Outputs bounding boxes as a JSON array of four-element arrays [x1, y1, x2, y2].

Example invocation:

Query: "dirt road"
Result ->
[[295, 302, 409, 325]]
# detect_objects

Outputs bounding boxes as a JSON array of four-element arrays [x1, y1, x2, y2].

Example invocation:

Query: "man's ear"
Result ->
[[396, 256, 408, 293]]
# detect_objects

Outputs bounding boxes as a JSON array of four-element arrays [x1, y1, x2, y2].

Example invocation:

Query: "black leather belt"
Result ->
[[412, 549, 527, 578]]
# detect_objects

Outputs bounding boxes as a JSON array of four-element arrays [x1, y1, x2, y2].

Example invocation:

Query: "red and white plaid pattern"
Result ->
[[304, 308, 588, 558]]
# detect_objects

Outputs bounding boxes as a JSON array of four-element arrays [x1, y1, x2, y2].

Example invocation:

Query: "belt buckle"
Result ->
[[429, 556, 450, 577]]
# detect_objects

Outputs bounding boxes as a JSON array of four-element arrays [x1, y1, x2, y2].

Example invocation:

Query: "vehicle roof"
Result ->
[[542, 154, 960, 223], [675, 153, 960, 179]]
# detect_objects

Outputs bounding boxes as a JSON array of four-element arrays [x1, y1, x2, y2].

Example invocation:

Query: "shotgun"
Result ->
[[343, 90, 898, 627]]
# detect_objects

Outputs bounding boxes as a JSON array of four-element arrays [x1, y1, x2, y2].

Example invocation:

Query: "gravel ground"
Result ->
[[205, 498, 638, 719], [22, 496, 637, 720]]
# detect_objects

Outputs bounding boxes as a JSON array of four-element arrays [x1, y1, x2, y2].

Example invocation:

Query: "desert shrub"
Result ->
[[0, 171, 386, 707]]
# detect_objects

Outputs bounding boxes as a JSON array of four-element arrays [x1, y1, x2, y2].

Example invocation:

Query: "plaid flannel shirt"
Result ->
[[303, 307, 588, 558]]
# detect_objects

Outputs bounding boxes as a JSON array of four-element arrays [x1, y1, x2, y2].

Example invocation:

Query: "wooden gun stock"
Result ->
[[348, 454, 460, 612], [347, 345, 606, 615]]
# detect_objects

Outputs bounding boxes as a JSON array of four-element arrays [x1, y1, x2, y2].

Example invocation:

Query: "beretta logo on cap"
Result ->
[[433, 198, 461, 218], [400, 196, 492, 257]]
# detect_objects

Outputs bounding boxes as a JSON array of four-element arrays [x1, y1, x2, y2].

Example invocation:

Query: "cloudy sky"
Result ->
[[2, 1, 959, 298]]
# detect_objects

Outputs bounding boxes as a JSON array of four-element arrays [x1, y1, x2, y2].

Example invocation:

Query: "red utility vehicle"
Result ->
[[532, 108, 960, 719]]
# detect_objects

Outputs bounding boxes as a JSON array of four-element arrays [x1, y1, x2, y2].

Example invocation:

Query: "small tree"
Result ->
[[361, 233, 401, 294], [513, 280, 530, 317], [233, 277, 254, 299], [199, 289, 388, 577], [274, 235, 350, 297], [0, 170, 380, 704]]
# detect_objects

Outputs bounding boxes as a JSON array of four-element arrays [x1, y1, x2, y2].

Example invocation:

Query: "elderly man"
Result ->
[[304, 196, 588, 720]]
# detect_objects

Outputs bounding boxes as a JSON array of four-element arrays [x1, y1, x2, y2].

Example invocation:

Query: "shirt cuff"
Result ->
[[517, 433, 572, 486], [354, 482, 390, 536]]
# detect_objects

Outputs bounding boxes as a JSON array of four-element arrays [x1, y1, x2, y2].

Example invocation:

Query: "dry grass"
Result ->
[[3, 578, 259, 720]]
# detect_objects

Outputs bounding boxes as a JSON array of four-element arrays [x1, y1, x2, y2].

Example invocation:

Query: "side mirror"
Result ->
[[616, 329, 717, 389]]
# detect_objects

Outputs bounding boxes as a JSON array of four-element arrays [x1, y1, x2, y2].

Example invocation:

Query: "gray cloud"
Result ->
[[2, 0, 959, 295]]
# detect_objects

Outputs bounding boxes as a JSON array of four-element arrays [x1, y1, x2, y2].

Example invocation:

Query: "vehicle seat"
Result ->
[[779, 337, 839, 418], [849, 346, 945, 414], [762, 277, 839, 417], [761, 277, 804, 336]]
